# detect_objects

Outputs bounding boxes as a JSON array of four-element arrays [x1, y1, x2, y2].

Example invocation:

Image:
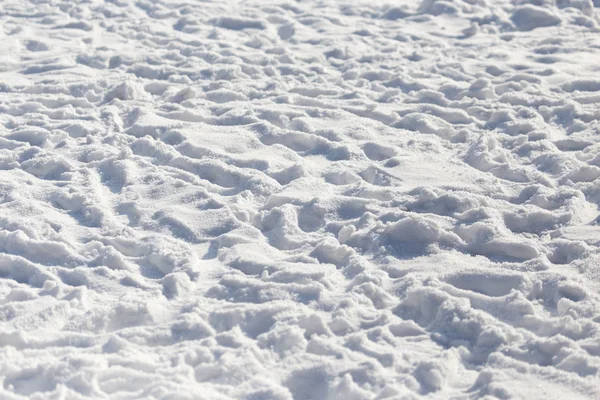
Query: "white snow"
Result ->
[[1, 0, 600, 399]]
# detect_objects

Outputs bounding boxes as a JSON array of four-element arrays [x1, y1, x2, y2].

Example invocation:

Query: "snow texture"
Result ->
[[1, 0, 600, 399]]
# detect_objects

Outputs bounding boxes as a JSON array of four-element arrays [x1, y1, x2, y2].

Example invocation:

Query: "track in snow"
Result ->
[[1, 0, 600, 399]]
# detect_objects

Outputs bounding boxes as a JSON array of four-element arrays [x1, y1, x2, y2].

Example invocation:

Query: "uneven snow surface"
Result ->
[[2, 0, 600, 399]]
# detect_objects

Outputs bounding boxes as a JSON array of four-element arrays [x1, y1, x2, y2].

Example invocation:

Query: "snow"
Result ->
[[1, 0, 600, 398]]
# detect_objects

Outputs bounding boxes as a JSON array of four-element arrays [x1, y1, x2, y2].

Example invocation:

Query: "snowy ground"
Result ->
[[1, 0, 600, 398]]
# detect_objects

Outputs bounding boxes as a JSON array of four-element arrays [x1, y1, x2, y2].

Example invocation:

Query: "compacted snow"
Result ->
[[1, 0, 600, 398]]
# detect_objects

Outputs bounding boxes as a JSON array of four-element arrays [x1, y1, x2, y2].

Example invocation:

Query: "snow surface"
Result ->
[[1, 0, 600, 399]]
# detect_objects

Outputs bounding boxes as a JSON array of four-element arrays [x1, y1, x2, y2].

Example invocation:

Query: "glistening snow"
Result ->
[[1, 0, 600, 399]]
